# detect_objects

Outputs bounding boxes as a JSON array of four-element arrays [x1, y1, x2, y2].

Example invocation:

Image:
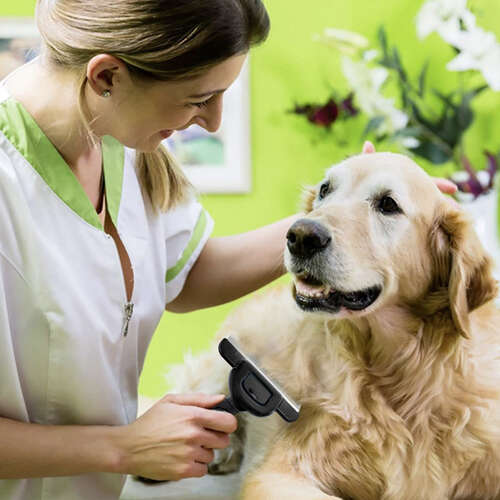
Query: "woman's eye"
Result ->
[[377, 195, 401, 215], [190, 98, 211, 108], [318, 181, 330, 200]]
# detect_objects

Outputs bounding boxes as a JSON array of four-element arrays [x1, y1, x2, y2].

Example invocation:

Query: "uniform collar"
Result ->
[[0, 94, 124, 231]]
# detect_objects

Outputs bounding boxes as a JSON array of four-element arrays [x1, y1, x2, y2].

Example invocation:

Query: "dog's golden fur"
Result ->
[[171, 153, 500, 499]]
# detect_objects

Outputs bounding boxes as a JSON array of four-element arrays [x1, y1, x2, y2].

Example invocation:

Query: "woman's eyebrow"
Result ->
[[187, 88, 226, 98]]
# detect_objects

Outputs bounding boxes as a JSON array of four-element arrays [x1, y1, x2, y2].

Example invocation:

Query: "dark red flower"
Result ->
[[485, 151, 498, 190], [291, 94, 358, 128], [340, 93, 358, 117], [309, 99, 339, 127], [450, 152, 499, 199]]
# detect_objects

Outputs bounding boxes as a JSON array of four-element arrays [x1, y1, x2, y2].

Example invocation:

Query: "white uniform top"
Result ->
[[0, 83, 213, 499]]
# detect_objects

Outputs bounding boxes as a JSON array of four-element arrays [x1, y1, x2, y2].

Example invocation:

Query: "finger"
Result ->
[[433, 177, 457, 194], [178, 462, 208, 479], [193, 407, 238, 434], [162, 393, 226, 409], [362, 141, 376, 154], [194, 447, 215, 464], [194, 428, 231, 450]]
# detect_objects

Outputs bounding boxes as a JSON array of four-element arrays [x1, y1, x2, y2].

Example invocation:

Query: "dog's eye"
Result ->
[[318, 181, 330, 200], [377, 196, 401, 215]]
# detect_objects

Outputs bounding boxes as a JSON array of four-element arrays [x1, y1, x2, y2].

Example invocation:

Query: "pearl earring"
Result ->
[[102, 90, 111, 98]]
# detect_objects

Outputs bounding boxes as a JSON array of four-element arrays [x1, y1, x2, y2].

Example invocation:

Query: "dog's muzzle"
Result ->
[[286, 219, 331, 258], [286, 219, 382, 313]]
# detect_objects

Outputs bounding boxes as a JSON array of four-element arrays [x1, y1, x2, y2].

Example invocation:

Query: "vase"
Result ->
[[460, 189, 500, 285]]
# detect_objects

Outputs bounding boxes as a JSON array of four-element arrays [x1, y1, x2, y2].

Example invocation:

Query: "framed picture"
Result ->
[[0, 17, 253, 194], [0, 17, 40, 81], [163, 60, 252, 194]]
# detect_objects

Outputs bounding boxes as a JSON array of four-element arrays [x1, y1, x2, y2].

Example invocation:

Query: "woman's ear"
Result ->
[[86, 54, 129, 97], [430, 202, 498, 338]]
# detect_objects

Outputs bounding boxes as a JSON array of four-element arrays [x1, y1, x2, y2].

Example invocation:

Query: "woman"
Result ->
[[0, 0, 456, 498]]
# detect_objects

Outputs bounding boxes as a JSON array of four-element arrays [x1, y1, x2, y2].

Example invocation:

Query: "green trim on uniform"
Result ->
[[0, 97, 124, 231], [101, 135, 124, 228], [166, 210, 208, 283]]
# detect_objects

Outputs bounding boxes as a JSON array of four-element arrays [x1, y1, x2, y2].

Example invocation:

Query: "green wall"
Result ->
[[3, 0, 500, 397]]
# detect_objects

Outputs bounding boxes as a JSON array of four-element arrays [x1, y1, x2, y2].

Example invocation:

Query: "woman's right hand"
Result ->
[[114, 393, 237, 481]]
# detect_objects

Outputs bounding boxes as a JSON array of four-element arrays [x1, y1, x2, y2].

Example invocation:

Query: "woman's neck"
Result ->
[[4, 57, 99, 170], [5, 58, 105, 210]]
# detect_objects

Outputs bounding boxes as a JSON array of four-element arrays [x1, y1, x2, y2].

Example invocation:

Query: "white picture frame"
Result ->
[[163, 60, 252, 194], [0, 17, 41, 81]]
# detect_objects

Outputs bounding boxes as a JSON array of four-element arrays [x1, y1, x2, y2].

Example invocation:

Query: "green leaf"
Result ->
[[407, 95, 460, 150], [418, 61, 429, 97], [432, 89, 458, 110], [407, 98, 441, 135], [452, 85, 486, 133], [362, 116, 385, 137], [392, 47, 407, 82], [392, 126, 423, 138], [456, 103, 474, 132], [465, 84, 488, 100], [412, 139, 452, 165], [439, 111, 462, 146], [377, 26, 388, 58], [378, 56, 392, 68]]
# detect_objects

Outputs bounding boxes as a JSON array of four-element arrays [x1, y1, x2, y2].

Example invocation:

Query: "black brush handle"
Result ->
[[213, 397, 239, 415]]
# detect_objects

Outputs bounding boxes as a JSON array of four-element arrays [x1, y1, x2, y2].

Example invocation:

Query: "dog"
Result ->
[[169, 152, 500, 500]]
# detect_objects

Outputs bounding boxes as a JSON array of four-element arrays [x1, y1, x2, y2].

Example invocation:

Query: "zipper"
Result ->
[[121, 302, 134, 337]]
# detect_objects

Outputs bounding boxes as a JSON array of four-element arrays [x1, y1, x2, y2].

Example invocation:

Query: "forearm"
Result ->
[[0, 417, 122, 479], [167, 214, 300, 312]]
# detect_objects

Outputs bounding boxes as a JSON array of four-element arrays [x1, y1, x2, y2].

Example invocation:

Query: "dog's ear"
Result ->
[[301, 186, 317, 213], [430, 202, 498, 337]]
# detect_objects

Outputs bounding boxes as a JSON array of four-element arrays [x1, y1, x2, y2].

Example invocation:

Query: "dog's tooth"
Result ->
[[295, 280, 326, 297]]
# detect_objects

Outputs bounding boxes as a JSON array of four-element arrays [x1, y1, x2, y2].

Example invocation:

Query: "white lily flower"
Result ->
[[477, 170, 490, 188], [481, 48, 500, 91], [446, 25, 500, 90], [401, 137, 421, 149], [342, 57, 388, 93], [450, 170, 470, 183], [375, 100, 409, 135], [341, 57, 408, 135], [416, 0, 469, 40], [363, 49, 379, 62], [315, 28, 369, 55], [434, 16, 465, 45], [455, 191, 476, 203], [449, 24, 498, 58]]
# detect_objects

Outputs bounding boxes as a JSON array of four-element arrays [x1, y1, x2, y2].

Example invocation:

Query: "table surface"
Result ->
[[120, 473, 242, 500]]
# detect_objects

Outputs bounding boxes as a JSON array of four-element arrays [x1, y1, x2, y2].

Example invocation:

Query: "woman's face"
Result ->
[[98, 54, 247, 152]]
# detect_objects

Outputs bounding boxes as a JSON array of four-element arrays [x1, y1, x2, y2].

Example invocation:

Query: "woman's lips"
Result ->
[[159, 129, 174, 139]]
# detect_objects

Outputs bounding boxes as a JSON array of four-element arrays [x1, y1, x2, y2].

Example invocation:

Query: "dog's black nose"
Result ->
[[286, 219, 331, 258]]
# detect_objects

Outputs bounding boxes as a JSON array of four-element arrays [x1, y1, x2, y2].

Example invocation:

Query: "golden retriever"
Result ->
[[170, 152, 500, 500]]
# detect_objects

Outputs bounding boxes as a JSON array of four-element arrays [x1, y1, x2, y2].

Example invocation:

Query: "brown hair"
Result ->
[[35, 0, 270, 210]]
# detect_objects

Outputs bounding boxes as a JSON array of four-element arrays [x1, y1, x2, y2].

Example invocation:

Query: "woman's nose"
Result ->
[[196, 94, 223, 133]]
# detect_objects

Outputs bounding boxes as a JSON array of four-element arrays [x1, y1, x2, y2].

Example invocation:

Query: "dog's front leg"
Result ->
[[241, 473, 338, 500], [240, 446, 337, 500]]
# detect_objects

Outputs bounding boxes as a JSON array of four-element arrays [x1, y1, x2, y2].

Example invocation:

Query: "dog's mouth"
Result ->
[[293, 274, 382, 313]]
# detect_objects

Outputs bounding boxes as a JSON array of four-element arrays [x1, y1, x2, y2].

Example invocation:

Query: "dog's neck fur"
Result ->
[[333, 304, 468, 423]]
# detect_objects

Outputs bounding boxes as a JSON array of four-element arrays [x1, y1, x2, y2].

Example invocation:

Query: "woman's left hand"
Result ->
[[362, 141, 457, 195]]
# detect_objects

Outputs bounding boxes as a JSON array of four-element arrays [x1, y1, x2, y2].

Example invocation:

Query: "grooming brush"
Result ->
[[213, 337, 301, 422]]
